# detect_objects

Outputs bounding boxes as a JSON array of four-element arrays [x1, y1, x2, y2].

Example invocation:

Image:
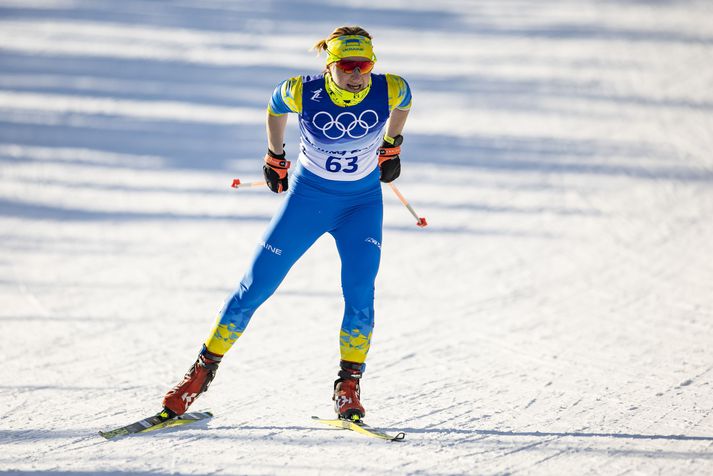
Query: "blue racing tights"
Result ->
[[204, 165, 383, 365]]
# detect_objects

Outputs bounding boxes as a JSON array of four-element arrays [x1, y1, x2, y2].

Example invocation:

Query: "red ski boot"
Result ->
[[162, 346, 222, 416], [333, 360, 365, 421]]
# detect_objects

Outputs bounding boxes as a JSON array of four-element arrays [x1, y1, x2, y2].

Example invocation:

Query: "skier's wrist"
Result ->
[[267, 147, 286, 159], [382, 134, 403, 147]]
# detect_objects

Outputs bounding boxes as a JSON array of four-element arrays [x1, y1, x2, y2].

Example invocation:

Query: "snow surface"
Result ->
[[2, 0, 713, 474]]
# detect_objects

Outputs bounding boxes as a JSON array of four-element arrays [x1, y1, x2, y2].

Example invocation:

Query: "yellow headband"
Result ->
[[325, 35, 376, 64]]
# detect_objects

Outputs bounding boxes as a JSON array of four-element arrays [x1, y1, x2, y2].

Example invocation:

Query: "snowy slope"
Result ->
[[2, 0, 713, 474]]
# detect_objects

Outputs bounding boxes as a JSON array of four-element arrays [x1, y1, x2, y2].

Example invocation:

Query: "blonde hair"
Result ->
[[312, 26, 373, 54]]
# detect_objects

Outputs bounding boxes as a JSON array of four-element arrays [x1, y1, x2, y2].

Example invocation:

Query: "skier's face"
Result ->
[[329, 56, 372, 93]]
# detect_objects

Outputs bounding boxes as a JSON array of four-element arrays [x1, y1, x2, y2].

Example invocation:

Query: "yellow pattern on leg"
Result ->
[[205, 321, 243, 355], [339, 328, 372, 364]]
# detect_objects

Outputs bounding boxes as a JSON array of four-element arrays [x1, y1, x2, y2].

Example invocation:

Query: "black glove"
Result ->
[[263, 149, 290, 193], [378, 134, 403, 183]]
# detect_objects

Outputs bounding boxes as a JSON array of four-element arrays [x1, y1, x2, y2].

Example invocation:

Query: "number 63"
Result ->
[[326, 156, 358, 173]]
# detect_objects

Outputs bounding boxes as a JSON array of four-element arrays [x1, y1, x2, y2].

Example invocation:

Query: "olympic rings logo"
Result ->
[[312, 109, 379, 140]]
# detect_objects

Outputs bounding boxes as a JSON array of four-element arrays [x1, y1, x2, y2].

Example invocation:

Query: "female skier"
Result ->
[[161, 26, 412, 422]]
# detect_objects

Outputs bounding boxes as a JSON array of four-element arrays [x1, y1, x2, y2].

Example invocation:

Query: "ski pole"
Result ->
[[231, 178, 267, 189], [388, 183, 428, 228], [231, 178, 427, 228]]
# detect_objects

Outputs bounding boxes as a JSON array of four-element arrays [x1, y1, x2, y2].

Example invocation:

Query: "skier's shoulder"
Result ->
[[268, 75, 304, 115], [384, 73, 412, 110]]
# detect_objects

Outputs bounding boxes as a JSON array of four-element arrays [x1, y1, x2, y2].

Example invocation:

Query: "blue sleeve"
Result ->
[[386, 74, 412, 110], [267, 76, 303, 115], [398, 79, 412, 109], [268, 81, 291, 115]]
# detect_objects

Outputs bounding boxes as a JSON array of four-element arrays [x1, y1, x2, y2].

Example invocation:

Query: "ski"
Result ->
[[99, 410, 213, 440], [311, 416, 405, 441]]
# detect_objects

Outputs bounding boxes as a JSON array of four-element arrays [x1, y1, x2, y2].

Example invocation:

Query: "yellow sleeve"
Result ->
[[386, 73, 412, 111], [267, 75, 303, 116]]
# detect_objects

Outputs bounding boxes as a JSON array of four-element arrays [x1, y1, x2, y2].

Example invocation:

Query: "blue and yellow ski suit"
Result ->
[[204, 72, 412, 365]]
